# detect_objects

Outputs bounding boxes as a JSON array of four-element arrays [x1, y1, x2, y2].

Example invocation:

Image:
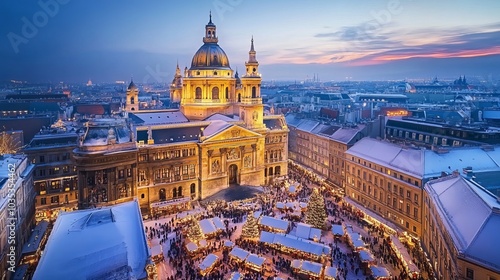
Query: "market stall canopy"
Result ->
[[199, 254, 218, 272], [331, 224, 344, 236], [259, 216, 290, 232], [324, 266, 337, 280], [229, 247, 249, 262], [370, 265, 391, 279]]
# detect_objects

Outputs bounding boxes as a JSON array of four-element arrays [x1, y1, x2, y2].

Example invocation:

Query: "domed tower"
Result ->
[[125, 79, 139, 112], [240, 37, 265, 130], [180, 12, 236, 120], [170, 62, 183, 104]]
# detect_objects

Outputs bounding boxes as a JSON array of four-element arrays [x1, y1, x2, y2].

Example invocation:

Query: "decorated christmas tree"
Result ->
[[305, 188, 327, 229], [186, 217, 205, 242], [241, 212, 260, 240]]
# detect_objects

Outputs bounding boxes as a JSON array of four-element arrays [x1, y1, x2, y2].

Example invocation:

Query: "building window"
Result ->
[[118, 170, 124, 179], [51, 196, 59, 204], [412, 226, 417, 232], [195, 87, 202, 99], [159, 189, 166, 201], [414, 207, 418, 219], [212, 87, 219, 99], [190, 183, 196, 194], [466, 268, 474, 279], [252, 86, 257, 98], [41, 198, 46, 205], [40, 155, 45, 163], [141, 193, 145, 199], [177, 186, 182, 197], [172, 188, 177, 198]]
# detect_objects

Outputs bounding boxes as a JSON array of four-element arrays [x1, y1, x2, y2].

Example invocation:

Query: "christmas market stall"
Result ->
[[294, 223, 321, 242], [224, 240, 234, 248], [331, 224, 344, 238], [345, 230, 366, 251], [198, 254, 219, 276], [245, 254, 266, 272], [186, 242, 199, 256], [258, 216, 290, 233], [291, 259, 323, 279], [150, 244, 164, 263], [259, 231, 331, 262], [389, 235, 421, 277], [324, 266, 337, 280], [229, 271, 244, 280], [199, 217, 224, 238], [358, 248, 376, 274], [370, 265, 391, 279], [229, 247, 250, 264]]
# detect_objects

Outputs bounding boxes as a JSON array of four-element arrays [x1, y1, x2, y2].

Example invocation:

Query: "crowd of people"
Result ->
[[142, 161, 433, 279]]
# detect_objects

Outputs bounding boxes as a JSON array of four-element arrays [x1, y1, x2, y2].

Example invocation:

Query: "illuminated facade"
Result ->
[[75, 15, 288, 214]]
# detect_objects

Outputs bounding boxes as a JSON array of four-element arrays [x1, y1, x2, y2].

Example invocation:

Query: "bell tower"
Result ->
[[240, 37, 265, 130], [204, 11, 218, 44], [125, 78, 139, 112], [170, 62, 182, 104]]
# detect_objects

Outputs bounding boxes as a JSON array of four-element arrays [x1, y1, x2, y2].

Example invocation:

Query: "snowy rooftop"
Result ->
[[246, 254, 265, 267], [329, 125, 365, 144], [204, 113, 239, 122], [370, 266, 391, 278], [259, 216, 290, 232], [295, 223, 321, 240], [199, 217, 225, 235], [199, 254, 218, 271], [331, 224, 344, 236], [129, 110, 189, 125], [425, 176, 500, 272], [292, 259, 323, 275], [33, 200, 149, 280], [229, 247, 249, 261], [259, 231, 331, 257], [346, 138, 500, 179], [83, 125, 132, 146], [203, 120, 232, 137], [324, 266, 337, 279]]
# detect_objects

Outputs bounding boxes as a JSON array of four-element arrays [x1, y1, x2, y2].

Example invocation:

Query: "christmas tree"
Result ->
[[305, 188, 327, 230], [241, 212, 260, 240], [186, 217, 205, 242]]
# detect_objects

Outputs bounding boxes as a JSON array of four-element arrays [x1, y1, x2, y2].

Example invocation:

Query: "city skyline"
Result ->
[[2, 0, 500, 83]]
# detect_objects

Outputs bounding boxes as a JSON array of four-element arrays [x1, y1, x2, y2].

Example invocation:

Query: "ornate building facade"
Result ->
[[74, 15, 288, 214]]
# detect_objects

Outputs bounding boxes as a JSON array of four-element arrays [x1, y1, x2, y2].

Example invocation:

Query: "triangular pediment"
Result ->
[[203, 124, 261, 143]]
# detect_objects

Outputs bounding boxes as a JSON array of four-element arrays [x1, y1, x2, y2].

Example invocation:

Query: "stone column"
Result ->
[[220, 148, 227, 173], [251, 144, 257, 169], [207, 149, 213, 174]]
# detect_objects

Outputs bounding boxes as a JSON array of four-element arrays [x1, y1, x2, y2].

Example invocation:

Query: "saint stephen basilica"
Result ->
[[73, 14, 289, 214]]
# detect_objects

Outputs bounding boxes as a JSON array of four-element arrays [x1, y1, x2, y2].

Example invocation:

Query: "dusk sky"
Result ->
[[2, 0, 500, 83]]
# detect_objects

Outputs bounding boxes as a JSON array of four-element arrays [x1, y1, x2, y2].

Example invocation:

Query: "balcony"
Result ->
[[240, 97, 262, 104]]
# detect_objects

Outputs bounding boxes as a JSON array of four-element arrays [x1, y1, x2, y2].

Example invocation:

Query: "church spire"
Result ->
[[203, 11, 217, 43], [248, 36, 258, 63]]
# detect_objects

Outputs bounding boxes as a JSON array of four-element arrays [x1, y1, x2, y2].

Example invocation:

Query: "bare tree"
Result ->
[[0, 131, 22, 155]]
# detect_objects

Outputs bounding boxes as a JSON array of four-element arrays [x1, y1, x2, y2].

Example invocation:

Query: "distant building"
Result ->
[[0, 154, 35, 280], [423, 175, 500, 279], [385, 117, 500, 147], [33, 199, 156, 280], [23, 130, 79, 222]]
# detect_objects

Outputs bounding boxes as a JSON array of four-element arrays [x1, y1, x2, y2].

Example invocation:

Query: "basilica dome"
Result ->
[[190, 43, 231, 70]]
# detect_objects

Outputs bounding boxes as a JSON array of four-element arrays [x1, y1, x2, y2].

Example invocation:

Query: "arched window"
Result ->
[[159, 188, 166, 201], [130, 97, 135, 104], [269, 167, 273, 176], [212, 87, 219, 99], [177, 186, 183, 197], [225, 87, 229, 99], [238, 93, 241, 102], [275, 166, 281, 176], [172, 188, 177, 198], [195, 87, 202, 99], [252, 86, 257, 98], [190, 183, 196, 194], [264, 168, 267, 177]]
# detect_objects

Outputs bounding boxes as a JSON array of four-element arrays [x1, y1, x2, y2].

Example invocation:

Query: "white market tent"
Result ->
[[259, 231, 331, 258], [291, 259, 323, 277], [33, 200, 149, 280], [212, 217, 225, 230], [224, 240, 234, 248], [199, 254, 219, 275], [199, 239, 207, 248], [331, 224, 344, 236], [229, 247, 250, 262], [186, 242, 198, 253], [259, 216, 290, 232], [359, 249, 375, 263], [295, 223, 322, 240], [230, 272, 243, 280], [199, 219, 218, 236], [246, 254, 266, 271], [370, 265, 391, 279], [324, 266, 337, 280]]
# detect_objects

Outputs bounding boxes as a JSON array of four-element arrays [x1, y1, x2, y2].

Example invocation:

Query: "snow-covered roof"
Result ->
[[370, 266, 391, 278], [129, 110, 189, 125], [295, 223, 321, 240], [331, 224, 343, 236], [329, 126, 364, 144], [199, 254, 218, 271], [259, 216, 290, 232], [324, 266, 337, 279], [359, 249, 375, 262], [199, 219, 217, 235], [33, 200, 149, 280], [224, 240, 234, 247], [425, 176, 500, 271], [186, 242, 198, 252], [203, 120, 232, 137], [230, 272, 243, 280], [259, 231, 331, 257], [292, 259, 323, 275], [296, 120, 320, 132], [347, 138, 500, 179], [246, 254, 265, 267], [204, 113, 239, 122], [229, 247, 249, 261], [212, 217, 225, 230]]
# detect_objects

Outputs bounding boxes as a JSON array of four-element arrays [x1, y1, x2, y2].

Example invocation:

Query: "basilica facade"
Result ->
[[73, 15, 289, 214]]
